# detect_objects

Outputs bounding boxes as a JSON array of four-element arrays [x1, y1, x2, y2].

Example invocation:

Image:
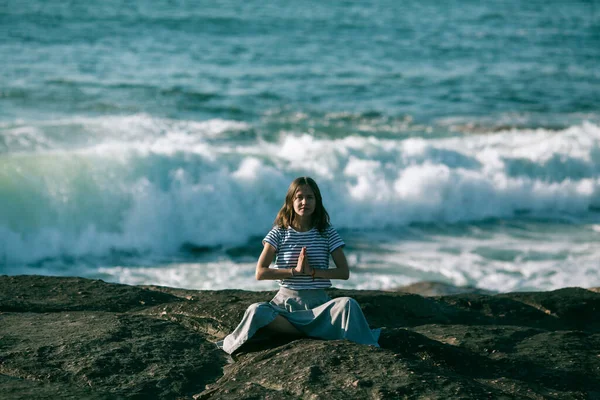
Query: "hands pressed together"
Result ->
[[292, 247, 314, 277]]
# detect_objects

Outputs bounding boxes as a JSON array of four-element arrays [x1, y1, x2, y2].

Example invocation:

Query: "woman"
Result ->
[[217, 176, 380, 354]]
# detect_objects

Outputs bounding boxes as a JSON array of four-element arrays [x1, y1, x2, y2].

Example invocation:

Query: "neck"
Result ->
[[292, 217, 313, 232]]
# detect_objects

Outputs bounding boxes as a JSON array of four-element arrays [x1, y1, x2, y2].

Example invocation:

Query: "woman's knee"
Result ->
[[339, 297, 359, 307], [333, 297, 360, 313], [246, 302, 271, 314]]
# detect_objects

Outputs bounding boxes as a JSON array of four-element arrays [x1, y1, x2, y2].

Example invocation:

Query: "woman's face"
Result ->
[[293, 185, 316, 218]]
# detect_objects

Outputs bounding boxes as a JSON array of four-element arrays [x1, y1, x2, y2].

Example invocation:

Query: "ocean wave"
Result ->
[[0, 114, 251, 153], [1, 116, 599, 263]]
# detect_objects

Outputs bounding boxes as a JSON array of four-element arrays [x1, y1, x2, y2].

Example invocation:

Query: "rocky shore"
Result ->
[[1, 275, 599, 399]]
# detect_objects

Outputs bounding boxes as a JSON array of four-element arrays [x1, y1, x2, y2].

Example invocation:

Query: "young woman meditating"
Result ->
[[217, 176, 380, 354]]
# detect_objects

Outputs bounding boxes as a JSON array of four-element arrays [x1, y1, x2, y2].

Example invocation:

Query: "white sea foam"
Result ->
[[97, 261, 275, 291], [1, 116, 599, 270], [91, 230, 600, 293]]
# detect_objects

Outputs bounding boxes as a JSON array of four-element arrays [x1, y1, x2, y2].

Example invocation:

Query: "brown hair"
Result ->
[[274, 177, 330, 234]]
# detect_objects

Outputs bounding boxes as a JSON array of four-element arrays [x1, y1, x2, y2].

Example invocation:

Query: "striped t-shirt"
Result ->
[[263, 225, 345, 289]]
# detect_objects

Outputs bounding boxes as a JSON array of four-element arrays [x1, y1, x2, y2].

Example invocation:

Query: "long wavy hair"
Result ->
[[274, 177, 330, 234]]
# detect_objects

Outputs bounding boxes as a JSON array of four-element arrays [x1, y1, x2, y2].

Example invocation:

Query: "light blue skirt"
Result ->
[[217, 287, 381, 354]]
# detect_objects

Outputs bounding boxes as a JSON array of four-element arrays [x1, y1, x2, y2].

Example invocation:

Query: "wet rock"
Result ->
[[394, 281, 496, 296], [0, 275, 180, 313], [1, 275, 599, 399]]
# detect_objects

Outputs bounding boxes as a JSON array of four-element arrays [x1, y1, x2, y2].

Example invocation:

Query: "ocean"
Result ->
[[1, 0, 599, 293]]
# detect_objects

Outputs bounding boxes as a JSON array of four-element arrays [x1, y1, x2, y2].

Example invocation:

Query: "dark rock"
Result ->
[[0, 373, 113, 399], [0, 275, 180, 313], [394, 281, 496, 296], [1, 275, 600, 399]]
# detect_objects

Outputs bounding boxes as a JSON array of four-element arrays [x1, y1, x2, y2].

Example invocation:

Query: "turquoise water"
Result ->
[[1, 0, 600, 292]]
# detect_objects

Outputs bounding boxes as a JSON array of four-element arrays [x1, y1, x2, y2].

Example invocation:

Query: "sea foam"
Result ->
[[1, 115, 599, 264]]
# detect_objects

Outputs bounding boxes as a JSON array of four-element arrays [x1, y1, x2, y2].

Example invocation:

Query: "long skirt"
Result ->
[[217, 287, 381, 354]]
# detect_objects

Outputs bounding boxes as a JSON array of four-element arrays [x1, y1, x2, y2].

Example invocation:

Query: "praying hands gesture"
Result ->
[[293, 247, 314, 277]]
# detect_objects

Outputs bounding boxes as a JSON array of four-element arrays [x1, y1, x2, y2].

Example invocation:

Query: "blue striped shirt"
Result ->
[[263, 226, 345, 289]]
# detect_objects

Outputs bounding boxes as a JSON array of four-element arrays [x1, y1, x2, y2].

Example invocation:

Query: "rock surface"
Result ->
[[1, 275, 599, 399]]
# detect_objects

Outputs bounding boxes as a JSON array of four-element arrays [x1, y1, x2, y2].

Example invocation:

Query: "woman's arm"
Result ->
[[255, 243, 299, 280], [312, 247, 350, 280]]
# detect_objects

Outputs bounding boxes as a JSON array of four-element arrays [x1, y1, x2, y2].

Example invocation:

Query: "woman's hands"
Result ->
[[292, 247, 313, 276], [256, 243, 349, 281]]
